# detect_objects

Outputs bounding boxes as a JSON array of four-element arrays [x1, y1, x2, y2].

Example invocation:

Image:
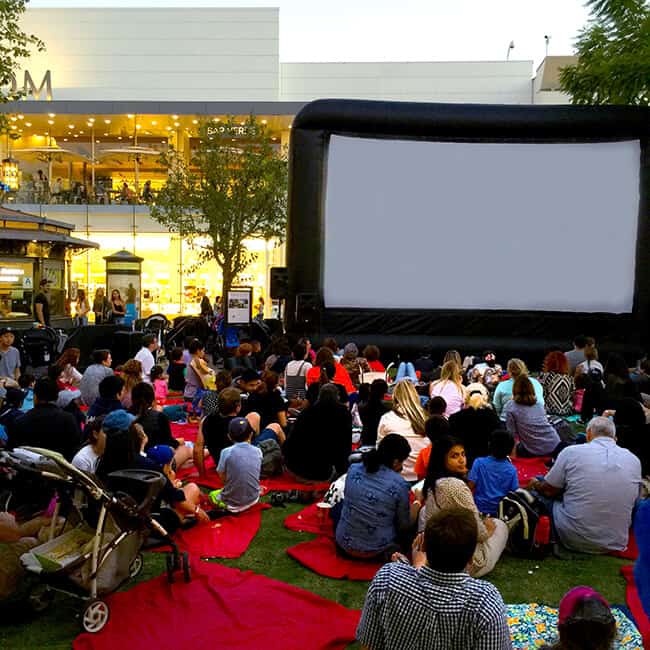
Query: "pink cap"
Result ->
[[558, 586, 610, 625]]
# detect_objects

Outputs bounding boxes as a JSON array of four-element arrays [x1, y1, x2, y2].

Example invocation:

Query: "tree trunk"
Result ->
[[221, 264, 235, 304]]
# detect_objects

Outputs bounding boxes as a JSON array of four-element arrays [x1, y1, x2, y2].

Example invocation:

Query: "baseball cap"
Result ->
[[228, 417, 253, 439], [146, 444, 175, 467], [102, 409, 136, 434], [558, 586, 613, 626]]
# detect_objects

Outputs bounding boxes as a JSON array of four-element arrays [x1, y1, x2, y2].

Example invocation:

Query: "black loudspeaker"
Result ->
[[270, 267, 289, 299], [296, 293, 321, 331], [111, 330, 144, 366]]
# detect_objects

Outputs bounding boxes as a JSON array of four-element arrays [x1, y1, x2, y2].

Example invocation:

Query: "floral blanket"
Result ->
[[507, 603, 642, 649]]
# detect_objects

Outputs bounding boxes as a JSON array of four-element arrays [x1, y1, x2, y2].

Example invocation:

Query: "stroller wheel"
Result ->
[[129, 553, 144, 579], [181, 551, 191, 583], [82, 599, 110, 633], [28, 584, 54, 613], [166, 553, 175, 584]]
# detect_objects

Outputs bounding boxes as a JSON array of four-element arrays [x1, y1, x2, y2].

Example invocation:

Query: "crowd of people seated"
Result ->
[[0, 328, 648, 648]]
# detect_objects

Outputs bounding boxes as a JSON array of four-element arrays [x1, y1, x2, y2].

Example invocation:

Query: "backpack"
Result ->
[[498, 488, 550, 558], [585, 360, 603, 386], [258, 439, 283, 478]]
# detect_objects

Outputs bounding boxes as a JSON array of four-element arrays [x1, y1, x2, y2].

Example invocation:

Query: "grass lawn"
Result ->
[[0, 500, 633, 649]]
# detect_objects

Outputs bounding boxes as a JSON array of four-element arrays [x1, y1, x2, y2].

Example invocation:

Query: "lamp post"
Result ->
[[506, 41, 515, 60]]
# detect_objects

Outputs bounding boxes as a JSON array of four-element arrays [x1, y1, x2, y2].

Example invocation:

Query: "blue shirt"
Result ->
[[468, 456, 519, 516], [217, 442, 262, 512], [492, 376, 544, 418], [336, 462, 410, 555]]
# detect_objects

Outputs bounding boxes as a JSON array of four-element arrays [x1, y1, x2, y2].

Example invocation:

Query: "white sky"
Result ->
[[29, 0, 590, 67]]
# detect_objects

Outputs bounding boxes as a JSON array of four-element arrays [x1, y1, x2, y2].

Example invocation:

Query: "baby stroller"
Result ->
[[0, 446, 191, 633], [16, 326, 62, 375]]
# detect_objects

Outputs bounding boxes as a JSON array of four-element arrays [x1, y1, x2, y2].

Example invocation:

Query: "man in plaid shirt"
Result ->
[[357, 508, 512, 650]]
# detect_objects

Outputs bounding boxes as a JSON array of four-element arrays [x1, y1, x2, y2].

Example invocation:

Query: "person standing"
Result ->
[[74, 289, 90, 327], [93, 288, 110, 324], [33, 278, 52, 326], [134, 334, 158, 383], [109, 289, 126, 324], [0, 328, 21, 382]]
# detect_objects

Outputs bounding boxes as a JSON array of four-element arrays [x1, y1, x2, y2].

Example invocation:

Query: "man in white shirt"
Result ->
[[134, 334, 158, 383]]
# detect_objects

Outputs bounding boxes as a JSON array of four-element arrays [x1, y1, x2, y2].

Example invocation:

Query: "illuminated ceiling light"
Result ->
[[135, 124, 141, 130], [127, 114, 134, 118], [192, 119, 198, 124], [261, 119, 267, 125], [63, 138, 68, 141], [118, 136, 122, 140], [74, 134, 79, 138], [10, 116, 17, 122], [174, 122, 180, 127], [212, 118, 220, 123], [68, 124, 75, 129], [25, 122, 31, 127], [86, 121, 93, 127], [88, 117, 95, 123], [166, 126, 172, 131], [48, 112, 55, 118], [104, 119, 111, 124], [151, 120, 157, 126], [96, 139, 100, 143], [103, 132, 108, 136], [240, 121, 245, 126], [17, 114, 24, 120], [47, 119, 54, 125], [172, 114, 178, 119], [79, 130, 84, 134]]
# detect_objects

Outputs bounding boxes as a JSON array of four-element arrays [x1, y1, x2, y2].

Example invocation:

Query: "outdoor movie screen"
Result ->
[[323, 135, 640, 314]]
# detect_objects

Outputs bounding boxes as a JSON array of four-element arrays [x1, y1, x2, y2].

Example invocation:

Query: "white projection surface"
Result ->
[[323, 135, 640, 313]]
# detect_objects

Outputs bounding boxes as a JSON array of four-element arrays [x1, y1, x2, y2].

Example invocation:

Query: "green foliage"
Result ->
[[0, 0, 45, 132], [151, 115, 288, 298], [559, 0, 650, 105]]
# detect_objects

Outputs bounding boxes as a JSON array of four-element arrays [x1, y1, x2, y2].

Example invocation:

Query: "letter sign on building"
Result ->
[[9, 70, 53, 101]]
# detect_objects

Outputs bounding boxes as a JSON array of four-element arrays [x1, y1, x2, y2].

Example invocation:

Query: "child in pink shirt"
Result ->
[[151, 365, 169, 405]]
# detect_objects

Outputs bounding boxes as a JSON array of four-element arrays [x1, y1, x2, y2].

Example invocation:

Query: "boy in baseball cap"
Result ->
[[208, 417, 262, 513]]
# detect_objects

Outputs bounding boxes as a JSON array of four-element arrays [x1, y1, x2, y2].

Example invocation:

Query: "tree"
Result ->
[[559, 0, 650, 105], [0, 0, 45, 134], [151, 116, 288, 301]]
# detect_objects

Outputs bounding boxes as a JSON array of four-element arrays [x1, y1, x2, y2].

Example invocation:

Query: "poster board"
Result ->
[[226, 286, 252, 325]]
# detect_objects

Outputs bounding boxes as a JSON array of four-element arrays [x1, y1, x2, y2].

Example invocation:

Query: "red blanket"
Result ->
[[287, 536, 383, 581], [511, 456, 551, 485], [73, 561, 360, 650], [284, 503, 335, 538], [170, 421, 199, 443], [152, 502, 270, 559], [621, 565, 650, 647]]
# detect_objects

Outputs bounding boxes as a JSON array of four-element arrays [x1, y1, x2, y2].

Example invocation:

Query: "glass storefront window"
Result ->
[[0, 259, 34, 318]]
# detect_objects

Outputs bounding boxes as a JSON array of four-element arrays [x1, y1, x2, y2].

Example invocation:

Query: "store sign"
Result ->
[[206, 124, 258, 138], [8, 70, 53, 101]]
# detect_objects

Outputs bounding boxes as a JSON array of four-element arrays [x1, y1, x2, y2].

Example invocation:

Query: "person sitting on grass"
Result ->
[[72, 416, 106, 475], [356, 508, 512, 650], [467, 429, 518, 516], [359, 378, 390, 447], [151, 365, 169, 405], [527, 416, 641, 556], [167, 346, 186, 392], [420, 436, 509, 578], [208, 417, 262, 513], [540, 586, 616, 650], [426, 395, 447, 417], [335, 434, 421, 561], [146, 444, 209, 524], [87, 375, 124, 420], [414, 415, 451, 481]]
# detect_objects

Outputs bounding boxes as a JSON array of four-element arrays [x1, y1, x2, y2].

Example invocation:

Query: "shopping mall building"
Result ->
[[0, 6, 573, 323]]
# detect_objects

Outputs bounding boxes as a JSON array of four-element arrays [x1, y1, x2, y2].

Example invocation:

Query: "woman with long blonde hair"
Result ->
[[429, 360, 466, 417], [377, 379, 428, 482]]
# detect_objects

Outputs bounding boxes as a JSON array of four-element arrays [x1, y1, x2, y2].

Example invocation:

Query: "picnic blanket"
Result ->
[[73, 561, 360, 650], [284, 503, 335, 538], [286, 536, 383, 581], [151, 502, 270, 559], [622, 565, 650, 647], [610, 531, 639, 561], [507, 602, 643, 649], [170, 421, 199, 443], [511, 456, 551, 485]]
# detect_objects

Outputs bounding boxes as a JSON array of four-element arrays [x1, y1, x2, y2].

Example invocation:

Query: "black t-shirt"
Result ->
[[33, 291, 50, 325], [242, 389, 287, 429], [137, 409, 178, 449], [168, 362, 186, 391], [202, 413, 235, 462]]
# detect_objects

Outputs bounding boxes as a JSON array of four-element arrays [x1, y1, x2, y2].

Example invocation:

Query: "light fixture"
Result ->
[[103, 132, 108, 136], [96, 139, 100, 143], [63, 138, 68, 141], [68, 124, 75, 129], [261, 119, 267, 125], [48, 112, 55, 118], [127, 114, 134, 118], [151, 120, 157, 126], [135, 124, 141, 130], [192, 119, 198, 124], [17, 114, 24, 120], [172, 114, 178, 119], [104, 119, 111, 124], [1, 157, 19, 190], [25, 122, 31, 127], [74, 134, 79, 138], [10, 116, 17, 122], [174, 122, 180, 127], [79, 130, 84, 134], [47, 119, 54, 125], [88, 117, 95, 123], [118, 136, 122, 140]]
